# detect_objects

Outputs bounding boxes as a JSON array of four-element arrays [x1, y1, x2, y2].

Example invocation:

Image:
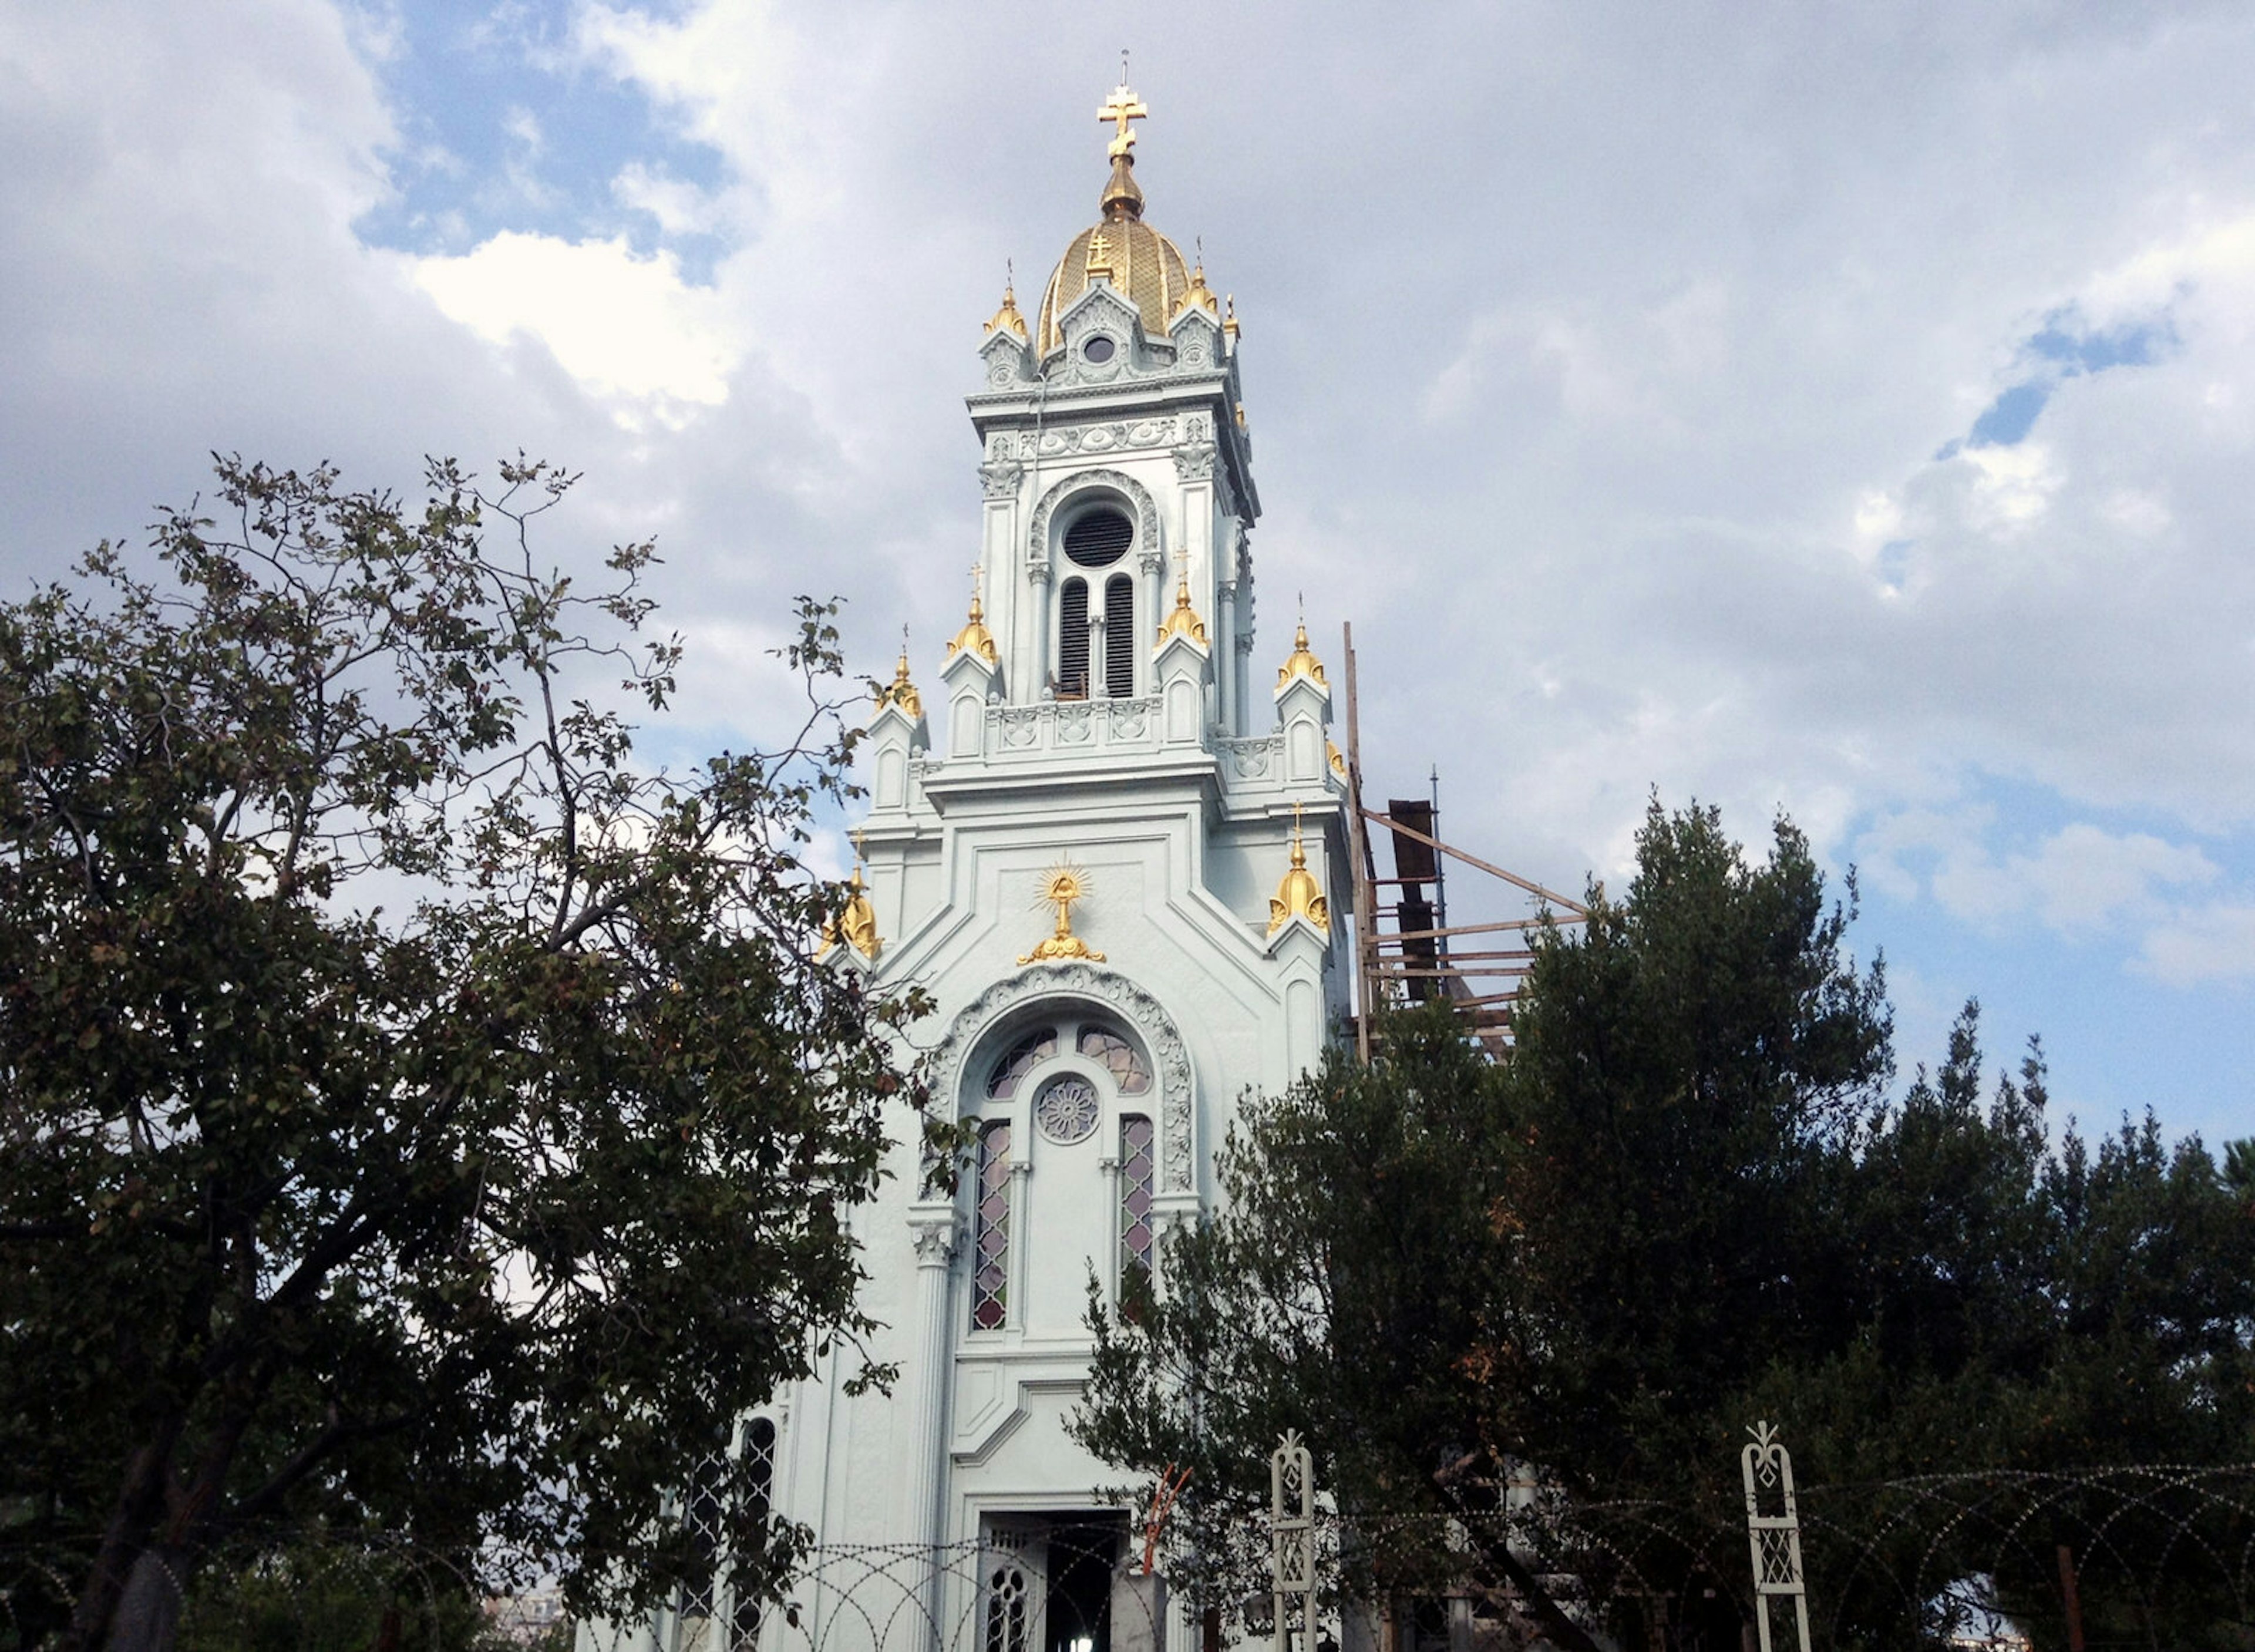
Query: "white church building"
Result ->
[[589, 79, 1354, 1652]]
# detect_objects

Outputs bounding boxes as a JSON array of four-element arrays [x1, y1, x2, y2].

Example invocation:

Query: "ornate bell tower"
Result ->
[[685, 80, 1355, 1652]]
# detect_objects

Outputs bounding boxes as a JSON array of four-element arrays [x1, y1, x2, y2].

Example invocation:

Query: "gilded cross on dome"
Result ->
[[1099, 80, 1147, 159]]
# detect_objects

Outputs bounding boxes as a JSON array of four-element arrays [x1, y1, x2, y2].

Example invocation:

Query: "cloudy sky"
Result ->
[[4, 1, 2252, 1145]]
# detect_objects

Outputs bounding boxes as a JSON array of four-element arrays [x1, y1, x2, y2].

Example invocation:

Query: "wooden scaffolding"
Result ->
[[1338, 624, 1588, 1063]]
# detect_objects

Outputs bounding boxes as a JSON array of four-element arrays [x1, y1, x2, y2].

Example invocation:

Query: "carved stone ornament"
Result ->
[[931, 964, 1196, 1191], [980, 459, 1024, 500], [1034, 419, 1176, 458], [1221, 735, 1281, 779], [1172, 442, 1217, 483], [908, 1208, 961, 1266], [1027, 468, 1163, 577]]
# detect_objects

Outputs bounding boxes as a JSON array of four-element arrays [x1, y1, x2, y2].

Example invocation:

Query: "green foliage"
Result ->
[[1073, 800, 2255, 1647], [0, 456, 932, 1649]]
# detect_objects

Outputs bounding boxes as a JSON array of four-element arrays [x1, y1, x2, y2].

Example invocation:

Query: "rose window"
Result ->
[[1034, 1075, 1101, 1145]]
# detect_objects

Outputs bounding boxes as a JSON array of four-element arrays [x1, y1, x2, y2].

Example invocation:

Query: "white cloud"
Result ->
[[614, 162, 721, 237], [411, 233, 745, 411], [2138, 906, 2255, 985], [1858, 812, 2219, 938], [10, 0, 2255, 1136]]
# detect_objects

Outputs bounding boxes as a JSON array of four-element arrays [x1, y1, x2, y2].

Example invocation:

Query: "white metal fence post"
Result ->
[[1270, 1432, 1317, 1652], [1740, 1421, 1812, 1652]]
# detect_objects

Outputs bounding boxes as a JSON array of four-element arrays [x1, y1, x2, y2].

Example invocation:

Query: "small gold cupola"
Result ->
[[874, 632, 923, 722], [984, 265, 1029, 341], [1276, 620, 1328, 692], [1172, 251, 1220, 323], [1268, 805, 1332, 936], [946, 564, 1000, 667], [1154, 549, 1210, 651], [820, 837, 882, 963]]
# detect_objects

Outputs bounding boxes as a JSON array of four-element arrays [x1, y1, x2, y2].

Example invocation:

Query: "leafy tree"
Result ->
[[0, 457, 931, 1651], [1073, 802, 2255, 1650]]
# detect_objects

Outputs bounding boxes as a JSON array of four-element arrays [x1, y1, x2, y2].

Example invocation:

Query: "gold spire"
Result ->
[[984, 264, 1028, 341], [1276, 620, 1328, 692], [1154, 547, 1209, 650], [1172, 251, 1219, 322], [1268, 803, 1332, 936], [820, 838, 882, 962], [1327, 738, 1348, 781], [1098, 78, 1149, 221], [946, 561, 999, 667], [1019, 863, 1106, 965], [874, 632, 923, 721]]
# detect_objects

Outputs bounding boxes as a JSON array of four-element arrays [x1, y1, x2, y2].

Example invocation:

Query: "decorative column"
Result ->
[[904, 1205, 961, 1555], [1139, 547, 1166, 701], [1027, 563, 1053, 699], [1215, 580, 1238, 735]]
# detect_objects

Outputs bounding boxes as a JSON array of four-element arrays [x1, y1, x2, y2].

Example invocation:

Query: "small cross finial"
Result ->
[[1099, 76, 1148, 160], [1004, 257, 1014, 294]]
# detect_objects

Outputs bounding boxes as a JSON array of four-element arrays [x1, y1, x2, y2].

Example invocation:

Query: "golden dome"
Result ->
[[984, 272, 1029, 342], [820, 864, 881, 963], [1153, 554, 1209, 651], [946, 567, 999, 668], [1172, 255, 1220, 323], [873, 642, 923, 722], [947, 595, 998, 668], [1268, 807, 1331, 936], [1276, 621, 1329, 693], [1034, 80, 1194, 355]]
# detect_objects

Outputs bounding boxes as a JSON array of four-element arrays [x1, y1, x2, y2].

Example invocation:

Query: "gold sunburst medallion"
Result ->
[[1019, 860, 1106, 965]]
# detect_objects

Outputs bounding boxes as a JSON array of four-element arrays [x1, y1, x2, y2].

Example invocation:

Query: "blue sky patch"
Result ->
[[352, 0, 730, 277], [1968, 381, 2050, 448], [1960, 305, 2176, 450]]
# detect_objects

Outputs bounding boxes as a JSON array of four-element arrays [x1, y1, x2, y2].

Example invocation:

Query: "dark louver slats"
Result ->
[[1104, 575, 1135, 698], [1059, 578, 1090, 698]]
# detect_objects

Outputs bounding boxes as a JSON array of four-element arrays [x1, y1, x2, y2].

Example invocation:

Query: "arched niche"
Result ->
[[931, 964, 1195, 1192], [1025, 469, 1164, 581]]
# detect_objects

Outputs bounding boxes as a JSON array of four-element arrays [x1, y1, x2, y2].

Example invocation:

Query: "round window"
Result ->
[[1062, 507, 1133, 569], [1082, 335, 1116, 364], [1034, 1075, 1101, 1145]]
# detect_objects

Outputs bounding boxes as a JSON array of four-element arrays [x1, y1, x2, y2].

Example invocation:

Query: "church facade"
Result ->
[[593, 81, 1353, 1652]]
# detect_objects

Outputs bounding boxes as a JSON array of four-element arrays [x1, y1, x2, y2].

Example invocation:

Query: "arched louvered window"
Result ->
[[1103, 574, 1135, 698], [1058, 578, 1090, 699], [971, 1122, 1013, 1330], [1063, 506, 1133, 569]]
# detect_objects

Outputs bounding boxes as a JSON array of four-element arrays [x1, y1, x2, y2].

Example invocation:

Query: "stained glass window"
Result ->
[[1078, 1027, 1151, 1094], [679, 1414, 780, 1650], [972, 1122, 1012, 1331], [728, 1418, 778, 1652], [1120, 1113, 1155, 1284], [987, 1028, 1058, 1099]]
